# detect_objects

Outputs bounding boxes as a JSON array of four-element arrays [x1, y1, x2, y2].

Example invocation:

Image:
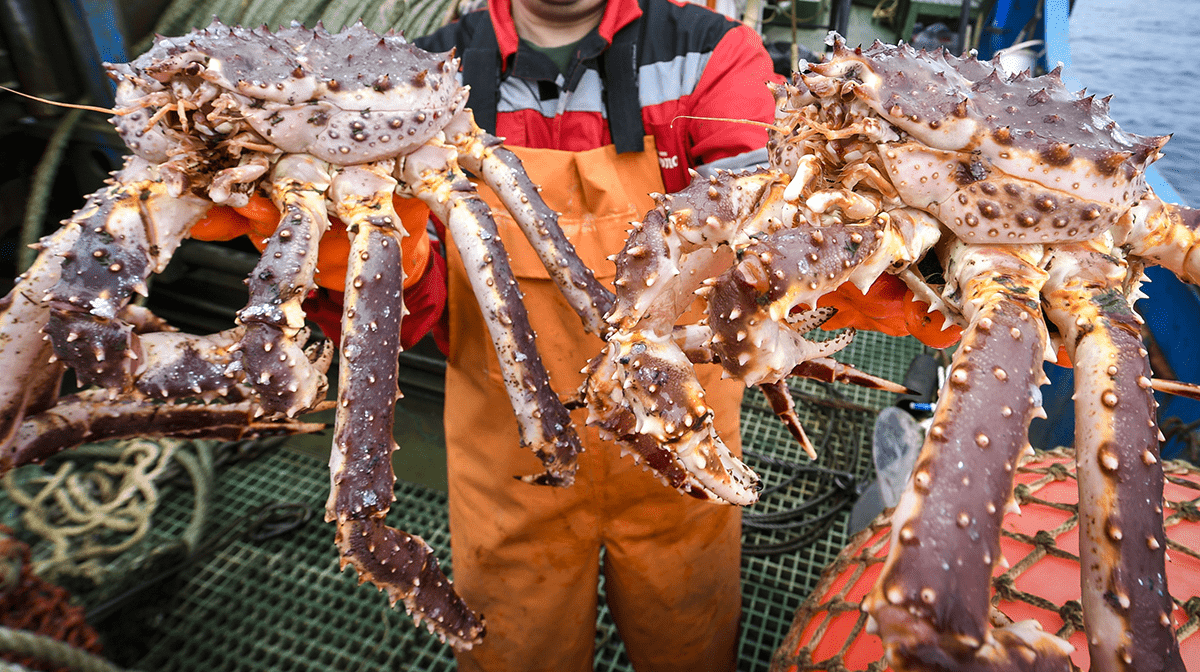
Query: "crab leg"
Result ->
[[41, 159, 211, 391], [323, 162, 483, 649], [606, 170, 782, 334], [582, 171, 787, 504], [584, 330, 762, 504], [1043, 242, 1184, 672], [234, 154, 334, 417], [864, 243, 1076, 671], [3, 388, 325, 470], [402, 141, 581, 486], [705, 225, 881, 386], [446, 110, 614, 335], [589, 169, 939, 497], [0, 221, 75, 451], [1119, 194, 1200, 283]]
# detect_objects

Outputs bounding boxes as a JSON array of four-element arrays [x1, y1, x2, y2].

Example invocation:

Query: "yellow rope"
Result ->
[[2, 439, 179, 584]]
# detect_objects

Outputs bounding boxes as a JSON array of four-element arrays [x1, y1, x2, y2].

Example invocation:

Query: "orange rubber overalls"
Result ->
[[444, 138, 745, 671]]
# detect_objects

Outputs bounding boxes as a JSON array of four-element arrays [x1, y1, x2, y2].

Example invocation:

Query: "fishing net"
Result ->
[[0, 529, 104, 672], [769, 447, 1200, 672]]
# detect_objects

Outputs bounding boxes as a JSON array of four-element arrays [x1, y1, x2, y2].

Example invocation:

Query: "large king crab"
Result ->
[[581, 39, 1200, 670], [0, 21, 633, 649]]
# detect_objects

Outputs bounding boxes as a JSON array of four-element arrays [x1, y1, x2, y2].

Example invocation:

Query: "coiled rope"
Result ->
[[2, 439, 212, 586]]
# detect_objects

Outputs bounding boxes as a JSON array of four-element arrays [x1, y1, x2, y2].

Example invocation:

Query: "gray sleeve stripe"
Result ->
[[695, 148, 770, 176], [496, 51, 714, 118]]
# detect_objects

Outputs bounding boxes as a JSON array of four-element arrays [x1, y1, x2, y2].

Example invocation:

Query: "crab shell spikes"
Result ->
[[111, 20, 467, 168]]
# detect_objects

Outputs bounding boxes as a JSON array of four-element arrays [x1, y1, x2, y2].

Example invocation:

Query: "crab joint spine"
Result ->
[[237, 154, 332, 416], [865, 247, 1076, 671], [1043, 245, 1184, 672]]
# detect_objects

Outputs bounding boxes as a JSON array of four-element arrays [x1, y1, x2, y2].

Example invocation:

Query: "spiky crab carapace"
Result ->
[[582, 38, 1200, 671], [0, 21, 624, 649]]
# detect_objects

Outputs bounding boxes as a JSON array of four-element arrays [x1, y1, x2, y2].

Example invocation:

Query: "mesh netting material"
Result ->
[[768, 447, 1200, 672], [0, 329, 925, 671]]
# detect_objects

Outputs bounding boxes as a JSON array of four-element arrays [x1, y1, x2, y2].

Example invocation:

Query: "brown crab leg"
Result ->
[[2, 388, 325, 471], [446, 109, 614, 334], [323, 162, 484, 649], [674, 323, 909, 394], [865, 243, 1076, 671], [42, 159, 211, 392], [234, 154, 334, 417], [402, 141, 581, 486], [578, 353, 712, 499], [758, 380, 819, 460], [1043, 243, 1184, 672]]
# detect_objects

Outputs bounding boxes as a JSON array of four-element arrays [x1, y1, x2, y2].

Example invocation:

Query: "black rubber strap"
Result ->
[[601, 23, 644, 154], [462, 21, 501, 135]]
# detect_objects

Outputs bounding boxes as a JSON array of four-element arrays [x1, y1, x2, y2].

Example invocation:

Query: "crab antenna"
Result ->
[[670, 114, 788, 134], [0, 86, 134, 115]]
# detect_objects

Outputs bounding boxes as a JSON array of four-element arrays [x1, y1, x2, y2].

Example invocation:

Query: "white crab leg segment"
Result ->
[[403, 142, 581, 486], [5, 388, 324, 469], [42, 160, 210, 391], [865, 244, 1076, 671], [1119, 194, 1200, 284], [235, 154, 334, 417], [323, 162, 484, 650], [1043, 243, 1184, 672], [583, 331, 760, 504], [447, 110, 615, 335]]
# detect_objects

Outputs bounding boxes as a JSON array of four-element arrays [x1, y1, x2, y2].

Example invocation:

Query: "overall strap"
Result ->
[[600, 0, 646, 154], [462, 18, 502, 135]]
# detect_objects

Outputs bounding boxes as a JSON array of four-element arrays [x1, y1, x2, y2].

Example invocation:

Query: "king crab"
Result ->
[[582, 39, 1200, 671], [0, 21, 628, 649]]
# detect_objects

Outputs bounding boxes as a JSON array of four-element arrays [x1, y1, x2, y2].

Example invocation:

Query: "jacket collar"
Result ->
[[487, 0, 644, 65]]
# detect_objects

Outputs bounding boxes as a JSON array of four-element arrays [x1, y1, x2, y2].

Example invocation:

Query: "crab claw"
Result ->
[[584, 331, 761, 505]]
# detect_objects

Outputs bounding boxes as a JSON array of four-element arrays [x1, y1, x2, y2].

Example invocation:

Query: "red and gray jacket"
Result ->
[[414, 0, 782, 193]]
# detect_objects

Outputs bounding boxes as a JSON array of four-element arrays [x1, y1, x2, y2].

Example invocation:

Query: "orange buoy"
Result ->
[[771, 448, 1200, 671]]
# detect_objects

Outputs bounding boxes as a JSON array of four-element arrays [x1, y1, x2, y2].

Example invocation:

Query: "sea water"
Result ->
[[1069, 0, 1200, 206]]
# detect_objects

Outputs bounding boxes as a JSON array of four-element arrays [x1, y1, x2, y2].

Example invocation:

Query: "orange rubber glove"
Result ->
[[191, 193, 432, 292], [816, 273, 964, 349], [900, 288, 963, 349], [816, 273, 909, 337]]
